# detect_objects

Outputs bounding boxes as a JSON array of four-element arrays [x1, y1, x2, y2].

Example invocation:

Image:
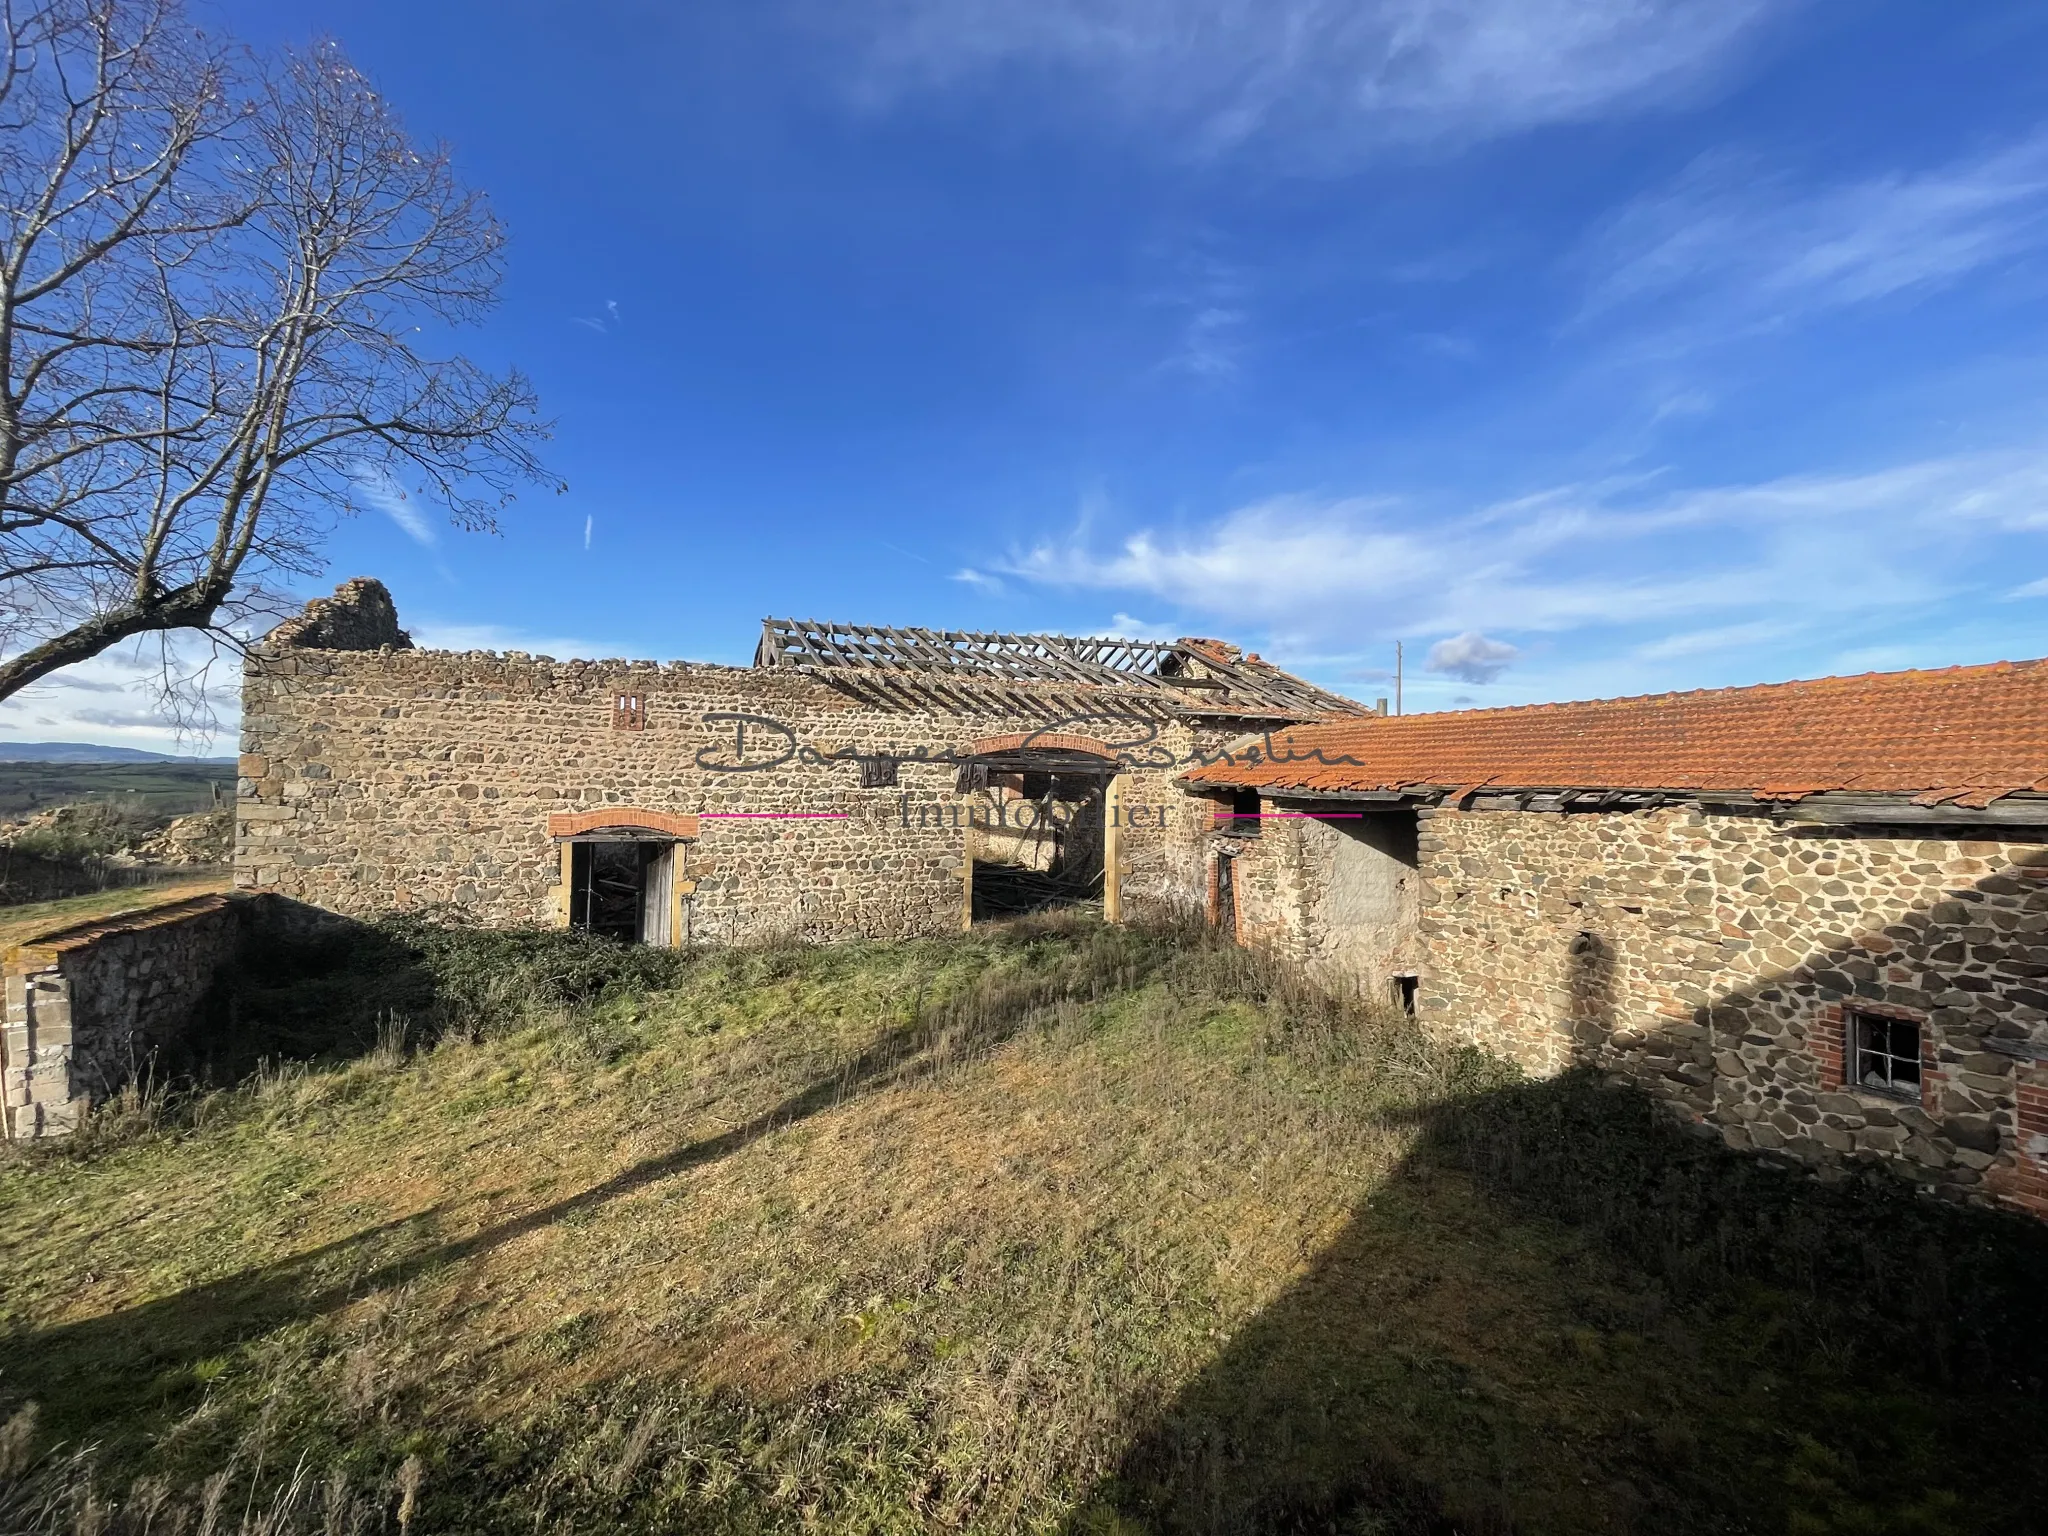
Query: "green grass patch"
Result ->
[[0, 917, 2042, 1534]]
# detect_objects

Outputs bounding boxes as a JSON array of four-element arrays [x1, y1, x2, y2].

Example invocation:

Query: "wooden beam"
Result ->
[[961, 820, 977, 932], [1104, 773, 1125, 924]]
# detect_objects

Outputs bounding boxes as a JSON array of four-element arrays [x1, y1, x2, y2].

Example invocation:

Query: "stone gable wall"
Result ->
[[237, 647, 1232, 942], [1414, 806, 2048, 1219], [1203, 802, 1424, 999]]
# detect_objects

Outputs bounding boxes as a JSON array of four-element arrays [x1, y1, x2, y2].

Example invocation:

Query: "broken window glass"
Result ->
[[1849, 1010, 1921, 1100]]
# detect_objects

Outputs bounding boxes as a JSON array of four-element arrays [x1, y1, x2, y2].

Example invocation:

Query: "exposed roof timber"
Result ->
[[1751, 792, 2048, 827], [756, 617, 1364, 719]]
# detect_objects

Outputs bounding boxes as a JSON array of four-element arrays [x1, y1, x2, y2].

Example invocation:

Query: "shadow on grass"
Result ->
[[1079, 1071, 2048, 1536], [0, 940, 1111, 1440]]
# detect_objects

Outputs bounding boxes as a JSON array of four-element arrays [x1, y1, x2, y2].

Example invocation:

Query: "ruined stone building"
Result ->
[[1180, 661, 2048, 1218], [235, 580, 1363, 943], [231, 582, 2048, 1221]]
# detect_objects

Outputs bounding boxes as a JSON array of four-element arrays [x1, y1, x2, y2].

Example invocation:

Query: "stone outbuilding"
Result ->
[[1180, 660, 2048, 1219], [236, 581, 1364, 944]]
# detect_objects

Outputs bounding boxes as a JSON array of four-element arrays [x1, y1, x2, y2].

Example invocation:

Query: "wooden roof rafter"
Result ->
[[755, 617, 1366, 720]]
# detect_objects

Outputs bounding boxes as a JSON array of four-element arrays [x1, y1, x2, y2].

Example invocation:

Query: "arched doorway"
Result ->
[[956, 735, 1121, 923], [546, 810, 700, 945]]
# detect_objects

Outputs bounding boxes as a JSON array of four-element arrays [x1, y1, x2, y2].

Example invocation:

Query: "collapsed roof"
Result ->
[[1182, 659, 2048, 821], [755, 618, 1366, 721]]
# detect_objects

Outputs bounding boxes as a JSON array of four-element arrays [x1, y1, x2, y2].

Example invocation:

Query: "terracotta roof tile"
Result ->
[[1181, 658, 2048, 805]]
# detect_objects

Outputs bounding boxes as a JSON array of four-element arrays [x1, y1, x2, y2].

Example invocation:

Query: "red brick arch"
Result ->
[[546, 808, 700, 839], [963, 731, 1118, 761]]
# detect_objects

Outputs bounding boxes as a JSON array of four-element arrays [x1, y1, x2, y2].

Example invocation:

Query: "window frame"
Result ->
[[1845, 1007, 1923, 1103]]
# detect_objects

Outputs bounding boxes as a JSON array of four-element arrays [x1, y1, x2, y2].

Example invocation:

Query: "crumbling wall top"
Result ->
[[265, 578, 412, 651]]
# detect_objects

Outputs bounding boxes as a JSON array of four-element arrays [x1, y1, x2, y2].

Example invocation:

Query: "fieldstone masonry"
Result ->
[[1203, 801, 2048, 1218], [1, 893, 242, 1139], [237, 645, 1238, 942], [266, 577, 412, 651], [1413, 806, 2048, 1219], [1209, 806, 1424, 996]]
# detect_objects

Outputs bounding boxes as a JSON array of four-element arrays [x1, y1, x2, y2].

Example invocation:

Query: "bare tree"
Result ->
[[0, 0, 552, 707]]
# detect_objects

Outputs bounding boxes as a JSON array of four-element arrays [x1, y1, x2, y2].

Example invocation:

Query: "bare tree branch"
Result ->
[[0, 0, 555, 709]]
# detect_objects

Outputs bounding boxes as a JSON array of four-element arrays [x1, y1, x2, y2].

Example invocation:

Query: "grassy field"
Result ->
[[0, 917, 2043, 1534], [0, 761, 231, 822]]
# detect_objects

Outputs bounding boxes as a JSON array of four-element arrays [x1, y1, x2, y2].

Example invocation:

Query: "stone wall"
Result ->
[[237, 646, 1234, 943], [1201, 800, 1424, 1002], [1412, 805, 2048, 1219], [267, 577, 412, 651], [1, 893, 242, 1138]]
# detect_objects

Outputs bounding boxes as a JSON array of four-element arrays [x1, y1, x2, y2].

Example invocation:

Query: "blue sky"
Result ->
[[9, 0, 2048, 751]]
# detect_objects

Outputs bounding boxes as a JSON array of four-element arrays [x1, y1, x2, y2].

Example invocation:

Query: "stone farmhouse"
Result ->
[[234, 580, 1364, 944], [230, 580, 2048, 1220], [1180, 661, 2048, 1219]]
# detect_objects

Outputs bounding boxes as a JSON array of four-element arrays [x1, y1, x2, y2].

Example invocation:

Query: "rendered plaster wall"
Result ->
[[237, 647, 1235, 943], [1208, 804, 1424, 1001]]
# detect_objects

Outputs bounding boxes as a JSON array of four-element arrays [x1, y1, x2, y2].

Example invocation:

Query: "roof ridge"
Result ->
[[1359, 656, 2048, 726], [1184, 654, 2048, 801]]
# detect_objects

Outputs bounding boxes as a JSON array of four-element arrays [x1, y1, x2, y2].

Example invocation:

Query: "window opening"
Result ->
[[1392, 974, 1418, 1016], [1220, 787, 1261, 837], [613, 692, 645, 731], [1848, 1010, 1921, 1100]]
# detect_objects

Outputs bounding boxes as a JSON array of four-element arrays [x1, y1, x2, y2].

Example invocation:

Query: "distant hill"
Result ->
[[0, 741, 233, 765]]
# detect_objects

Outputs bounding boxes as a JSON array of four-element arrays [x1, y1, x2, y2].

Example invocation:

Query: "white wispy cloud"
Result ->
[[820, 0, 1780, 162], [1582, 132, 2048, 329], [1102, 611, 1180, 641], [0, 637, 239, 755], [352, 468, 436, 547], [952, 567, 1006, 594], [1160, 305, 1247, 379], [1632, 618, 1799, 661], [573, 299, 623, 333], [994, 446, 2048, 673], [409, 621, 636, 659]]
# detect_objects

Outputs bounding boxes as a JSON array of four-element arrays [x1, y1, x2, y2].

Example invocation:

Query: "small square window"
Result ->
[[1218, 787, 1262, 837], [613, 693, 645, 731], [1847, 1010, 1921, 1100]]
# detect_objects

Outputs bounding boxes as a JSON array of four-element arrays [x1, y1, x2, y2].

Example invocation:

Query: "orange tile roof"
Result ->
[[1181, 659, 2048, 808]]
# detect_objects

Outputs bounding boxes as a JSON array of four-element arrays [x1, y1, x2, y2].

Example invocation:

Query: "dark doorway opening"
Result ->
[[568, 839, 676, 945], [1213, 850, 1238, 939], [965, 760, 1112, 922]]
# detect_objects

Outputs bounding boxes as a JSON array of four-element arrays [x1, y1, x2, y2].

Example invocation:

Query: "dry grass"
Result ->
[[0, 916, 2042, 1534]]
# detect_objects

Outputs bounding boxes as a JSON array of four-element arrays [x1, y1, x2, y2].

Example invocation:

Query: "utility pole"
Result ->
[[1395, 641, 1404, 716]]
